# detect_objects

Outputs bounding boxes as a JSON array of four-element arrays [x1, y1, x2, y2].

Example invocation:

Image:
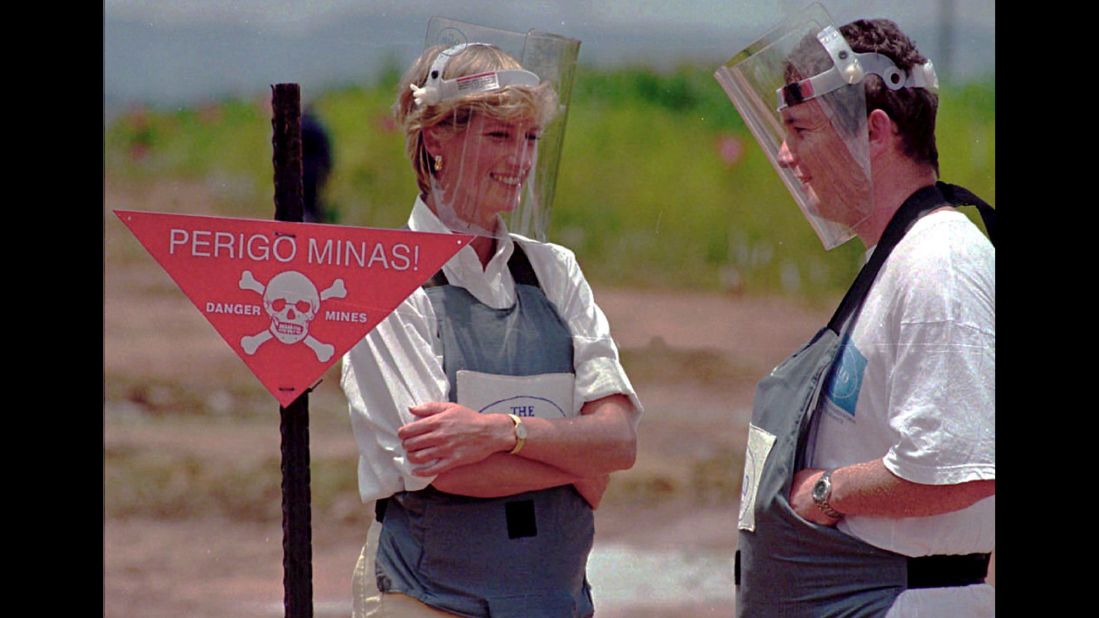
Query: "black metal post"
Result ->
[[271, 83, 313, 618]]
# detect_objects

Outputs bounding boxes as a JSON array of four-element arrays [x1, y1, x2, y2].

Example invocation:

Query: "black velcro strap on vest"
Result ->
[[907, 553, 990, 589], [421, 241, 541, 289], [505, 499, 538, 539]]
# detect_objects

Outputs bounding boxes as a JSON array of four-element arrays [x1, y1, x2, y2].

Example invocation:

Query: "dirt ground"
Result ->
[[104, 183, 993, 617]]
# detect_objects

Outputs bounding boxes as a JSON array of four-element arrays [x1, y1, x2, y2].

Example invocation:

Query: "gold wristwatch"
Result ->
[[507, 413, 528, 455]]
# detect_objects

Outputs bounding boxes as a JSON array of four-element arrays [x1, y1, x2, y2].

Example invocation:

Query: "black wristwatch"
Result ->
[[811, 469, 843, 519]]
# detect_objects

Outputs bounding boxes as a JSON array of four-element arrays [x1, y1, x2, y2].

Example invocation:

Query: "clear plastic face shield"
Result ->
[[713, 5, 937, 250], [403, 18, 580, 241]]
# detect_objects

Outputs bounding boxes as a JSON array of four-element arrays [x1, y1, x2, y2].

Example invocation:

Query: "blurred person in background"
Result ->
[[341, 20, 640, 618], [714, 6, 995, 616], [301, 106, 333, 223]]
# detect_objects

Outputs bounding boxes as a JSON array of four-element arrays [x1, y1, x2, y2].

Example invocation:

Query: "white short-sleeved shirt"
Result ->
[[809, 210, 995, 615], [341, 198, 641, 503]]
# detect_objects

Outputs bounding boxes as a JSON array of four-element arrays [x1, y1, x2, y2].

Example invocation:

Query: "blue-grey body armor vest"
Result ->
[[735, 184, 997, 617], [375, 243, 595, 618], [736, 326, 908, 617]]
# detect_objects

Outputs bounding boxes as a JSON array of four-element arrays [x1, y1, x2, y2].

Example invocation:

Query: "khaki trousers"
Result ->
[[352, 512, 458, 618]]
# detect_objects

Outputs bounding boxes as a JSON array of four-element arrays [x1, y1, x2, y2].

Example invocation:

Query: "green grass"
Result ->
[[106, 65, 994, 298]]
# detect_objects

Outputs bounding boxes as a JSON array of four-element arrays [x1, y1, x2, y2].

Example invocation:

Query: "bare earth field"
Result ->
[[104, 183, 992, 617]]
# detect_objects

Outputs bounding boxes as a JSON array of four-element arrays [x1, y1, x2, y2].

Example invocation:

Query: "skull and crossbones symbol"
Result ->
[[238, 269, 346, 362]]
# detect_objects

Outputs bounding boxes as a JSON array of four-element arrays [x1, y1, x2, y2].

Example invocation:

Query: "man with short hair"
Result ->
[[715, 10, 995, 617]]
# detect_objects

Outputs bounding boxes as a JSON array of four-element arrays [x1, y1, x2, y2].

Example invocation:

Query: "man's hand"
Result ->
[[789, 468, 841, 527], [790, 461, 995, 522], [573, 474, 610, 510], [399, 403, 515, 476]]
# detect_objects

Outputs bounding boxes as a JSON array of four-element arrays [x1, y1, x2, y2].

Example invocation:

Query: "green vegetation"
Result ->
[[106, 65, 994, 298]]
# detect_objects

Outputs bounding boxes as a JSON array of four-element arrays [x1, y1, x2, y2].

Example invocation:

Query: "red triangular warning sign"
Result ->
[[115, 210, 471, 407]]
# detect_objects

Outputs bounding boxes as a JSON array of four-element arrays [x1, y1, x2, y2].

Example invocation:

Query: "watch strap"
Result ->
[[813, 469, 843, 519]]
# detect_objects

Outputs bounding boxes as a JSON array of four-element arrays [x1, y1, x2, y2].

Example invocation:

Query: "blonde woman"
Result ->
[[342, 35, 641, 618]]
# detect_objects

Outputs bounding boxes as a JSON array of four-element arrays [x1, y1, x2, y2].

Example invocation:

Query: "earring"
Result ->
[[434, 155, 443, 172]]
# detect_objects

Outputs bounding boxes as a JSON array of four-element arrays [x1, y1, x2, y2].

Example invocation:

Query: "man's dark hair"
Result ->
[[840, 19, 939, 174], [785, 18, 940, 175]]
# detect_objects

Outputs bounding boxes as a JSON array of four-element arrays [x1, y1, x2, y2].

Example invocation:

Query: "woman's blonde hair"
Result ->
[[396, 44, 559, 197]]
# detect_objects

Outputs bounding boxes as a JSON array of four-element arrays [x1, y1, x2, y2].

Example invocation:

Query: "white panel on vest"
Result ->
[[739, 423, 777, 532], [457, 370, 575, 418]]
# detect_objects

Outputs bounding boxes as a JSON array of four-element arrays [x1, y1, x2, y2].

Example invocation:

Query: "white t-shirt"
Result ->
[[341, 197, 641, 503], [810, 209, 995, 615]]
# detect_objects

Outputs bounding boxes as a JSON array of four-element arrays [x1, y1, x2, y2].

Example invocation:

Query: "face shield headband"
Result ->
[[410, 43, 542, 108], [776, 25, 938, 112]]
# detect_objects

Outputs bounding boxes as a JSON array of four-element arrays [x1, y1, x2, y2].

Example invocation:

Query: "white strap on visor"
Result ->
[[410, 42, 541, 107], [776, 25, 939, 111]]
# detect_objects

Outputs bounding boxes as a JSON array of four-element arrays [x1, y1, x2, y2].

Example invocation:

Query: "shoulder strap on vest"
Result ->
[[422, 268, 450, 288], [826, 182, 995, 334], [937, 181, 996, 246], [507, 241, 541, 287], [421, 238, 542, 289]]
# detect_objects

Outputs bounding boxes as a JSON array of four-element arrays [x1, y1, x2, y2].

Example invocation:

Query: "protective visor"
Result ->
[[415, 17, 580, 241], [713, 4, 937, 250]]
